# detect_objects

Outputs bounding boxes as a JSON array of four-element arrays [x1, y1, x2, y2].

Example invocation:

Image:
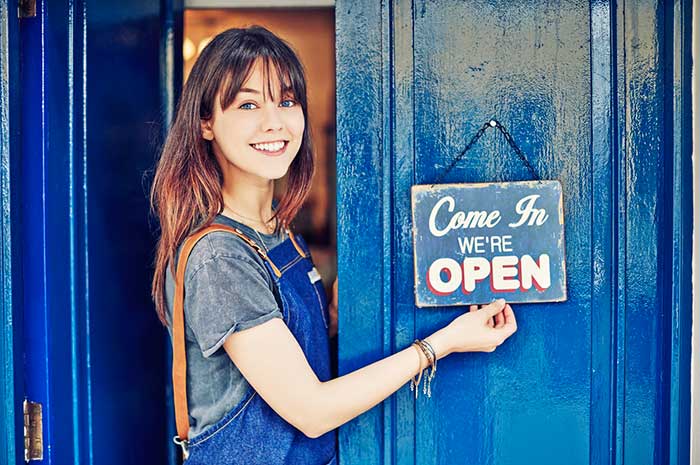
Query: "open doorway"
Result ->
[[182, 5, 338, 363]]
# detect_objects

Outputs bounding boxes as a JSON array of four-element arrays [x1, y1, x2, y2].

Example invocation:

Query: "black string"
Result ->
[[431, 119, 540, 187]]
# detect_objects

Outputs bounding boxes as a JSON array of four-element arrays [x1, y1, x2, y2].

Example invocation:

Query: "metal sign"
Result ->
[[411, 180, 567, 307]]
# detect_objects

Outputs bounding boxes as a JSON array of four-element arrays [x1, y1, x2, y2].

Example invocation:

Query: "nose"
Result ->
[[260, 104, 284, 132]]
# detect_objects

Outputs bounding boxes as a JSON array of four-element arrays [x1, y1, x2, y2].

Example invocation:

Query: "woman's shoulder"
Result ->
[[176, 220, 269, 282], [169, 215, 286, 283], [162, 218, 278, 322]]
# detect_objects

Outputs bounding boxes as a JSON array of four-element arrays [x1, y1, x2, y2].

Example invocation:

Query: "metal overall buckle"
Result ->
[[173, 436, 190, 460]]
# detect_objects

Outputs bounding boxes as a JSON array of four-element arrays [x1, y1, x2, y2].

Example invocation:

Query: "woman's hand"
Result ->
[[440, 299, 517, 354], [327, 278, 338, 338]]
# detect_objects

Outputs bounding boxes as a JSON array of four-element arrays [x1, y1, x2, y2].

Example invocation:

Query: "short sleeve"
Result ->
[[184, 254, 283, 357]]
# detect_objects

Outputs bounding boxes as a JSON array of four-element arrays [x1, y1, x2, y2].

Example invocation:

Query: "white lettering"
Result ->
[[458, 237, 472, 254], [520, 254, 551, 290], [428, 196, 502, 237], [491, 256, 520, 291], [502, 235, 513, 252], [428, 196, 456, 237], [508, 195, 549, 227], [462, 257, 491, 293], [426, 258, 462, 295]]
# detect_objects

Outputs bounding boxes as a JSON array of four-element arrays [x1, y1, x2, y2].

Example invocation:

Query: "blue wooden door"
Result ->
[[3, 0, 175, 463], [336, 1, 693, 465]]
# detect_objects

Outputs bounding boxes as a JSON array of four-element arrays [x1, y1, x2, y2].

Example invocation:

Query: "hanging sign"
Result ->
[[411, 180, 567, 307]]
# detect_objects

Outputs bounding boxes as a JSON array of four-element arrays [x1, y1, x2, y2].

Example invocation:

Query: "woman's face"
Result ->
[[202, 59, 305, 184]]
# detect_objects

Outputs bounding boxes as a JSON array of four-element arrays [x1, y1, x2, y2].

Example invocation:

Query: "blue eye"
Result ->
[[239, 102, 257, 110], [280, 99, 296, 108]]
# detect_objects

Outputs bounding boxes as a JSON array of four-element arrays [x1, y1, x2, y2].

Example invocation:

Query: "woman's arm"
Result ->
[[223, 299, 516, 438]]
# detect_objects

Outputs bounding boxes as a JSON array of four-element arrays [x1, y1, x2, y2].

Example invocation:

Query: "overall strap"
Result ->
[[286, 229, 308, 258], [172, 224, 282, 442]]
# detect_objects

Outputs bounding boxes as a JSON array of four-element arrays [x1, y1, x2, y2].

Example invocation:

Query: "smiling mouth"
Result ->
[[250, 140, 289, 155]]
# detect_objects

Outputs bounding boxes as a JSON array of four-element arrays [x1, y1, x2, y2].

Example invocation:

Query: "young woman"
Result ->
[[150, 26, 517, 465]]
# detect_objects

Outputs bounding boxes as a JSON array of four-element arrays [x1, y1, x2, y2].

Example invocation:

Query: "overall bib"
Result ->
[[172, 224, 337, 465]]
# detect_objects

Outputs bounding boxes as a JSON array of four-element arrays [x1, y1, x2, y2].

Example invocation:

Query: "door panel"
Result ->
[[336, 1, 688, 464], [412, 3, 593, 463], [18, 0, 168, 463]]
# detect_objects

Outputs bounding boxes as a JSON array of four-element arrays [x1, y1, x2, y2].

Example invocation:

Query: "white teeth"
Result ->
[[252, 141, 285, 152]]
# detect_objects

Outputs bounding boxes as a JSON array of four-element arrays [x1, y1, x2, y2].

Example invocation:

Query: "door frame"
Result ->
[[671, 1, 694, 464], [0, 0, 23, 463], [691, 0, 699, 461]]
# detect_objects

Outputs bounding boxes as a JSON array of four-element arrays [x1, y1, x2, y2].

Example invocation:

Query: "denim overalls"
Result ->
[[172, 224, 337, 465]]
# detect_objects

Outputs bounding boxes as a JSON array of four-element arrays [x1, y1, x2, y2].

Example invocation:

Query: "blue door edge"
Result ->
[[160, 0, 184, 464], [0, 0, 25, 464], [668, 0, 693, 464], [336, 0, 397, 463]]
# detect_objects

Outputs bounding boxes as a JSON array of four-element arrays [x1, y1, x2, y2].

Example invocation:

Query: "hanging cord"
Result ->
[[431, 119, 540, 188]]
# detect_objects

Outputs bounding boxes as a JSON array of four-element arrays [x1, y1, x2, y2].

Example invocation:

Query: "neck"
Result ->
[[220, 165, 275, 231]]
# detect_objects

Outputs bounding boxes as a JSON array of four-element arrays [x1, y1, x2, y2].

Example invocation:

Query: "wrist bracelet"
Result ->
[[414, 339, 433, 366], [410, 339, 438, 399], [416, 339, 437, 397], [410, 343, 424, 398], [419, 339, 437, 377]]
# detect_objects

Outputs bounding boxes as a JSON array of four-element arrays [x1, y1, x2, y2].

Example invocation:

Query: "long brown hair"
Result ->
[[150, 26, 314, 325]]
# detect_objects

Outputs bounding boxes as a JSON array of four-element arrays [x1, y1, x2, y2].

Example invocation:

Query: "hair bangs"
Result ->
[[218, 49, 307, 112]]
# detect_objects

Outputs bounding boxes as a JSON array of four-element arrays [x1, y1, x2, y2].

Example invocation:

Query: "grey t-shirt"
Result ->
[[164, 214, 285, 437]]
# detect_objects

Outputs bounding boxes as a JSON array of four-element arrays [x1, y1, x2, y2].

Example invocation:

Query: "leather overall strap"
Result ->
[[287, 229, 308, 258], [172, 224, 284, 442]]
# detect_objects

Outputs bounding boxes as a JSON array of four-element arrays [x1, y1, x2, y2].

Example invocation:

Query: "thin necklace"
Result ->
[[224, 205, 274, 225], [222, 204, 277, 242], [252, 228, 268, 253]]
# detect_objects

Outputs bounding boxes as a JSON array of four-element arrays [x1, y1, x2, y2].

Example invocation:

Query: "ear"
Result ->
[[200, 119, 214, 141]]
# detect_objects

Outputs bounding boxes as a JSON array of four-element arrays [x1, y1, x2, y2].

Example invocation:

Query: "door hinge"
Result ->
[[18, 0, 36, 18], [23, 399, 43, 462]]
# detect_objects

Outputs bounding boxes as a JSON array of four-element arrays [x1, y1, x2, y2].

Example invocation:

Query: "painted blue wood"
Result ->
[[20, 1, 92, 463], [0, 1, 23, 464], [668, 1, 693, 464], [392, 2, 418, 463], [85, 1, 166, 464], [336, 1, 693, 464], [589, 2, 615, 464], [412, 181, 567, 306], [618, 2, 667, 462], [336, 0, 387, 463], [16, 0, 168, 463], [3, 0, 690, 463], [413, 3, 592, 464]]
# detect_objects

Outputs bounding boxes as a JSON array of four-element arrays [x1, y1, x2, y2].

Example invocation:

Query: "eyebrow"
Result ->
[[237, 86, 295, 95]]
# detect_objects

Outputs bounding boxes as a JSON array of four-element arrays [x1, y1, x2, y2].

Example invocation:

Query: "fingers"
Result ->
[[470, 304, 494, 327], [494, 309, 505, 328], [480, 298, 506, 318], [494, 304, 517, 336], [501, 304, 516, 329]]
